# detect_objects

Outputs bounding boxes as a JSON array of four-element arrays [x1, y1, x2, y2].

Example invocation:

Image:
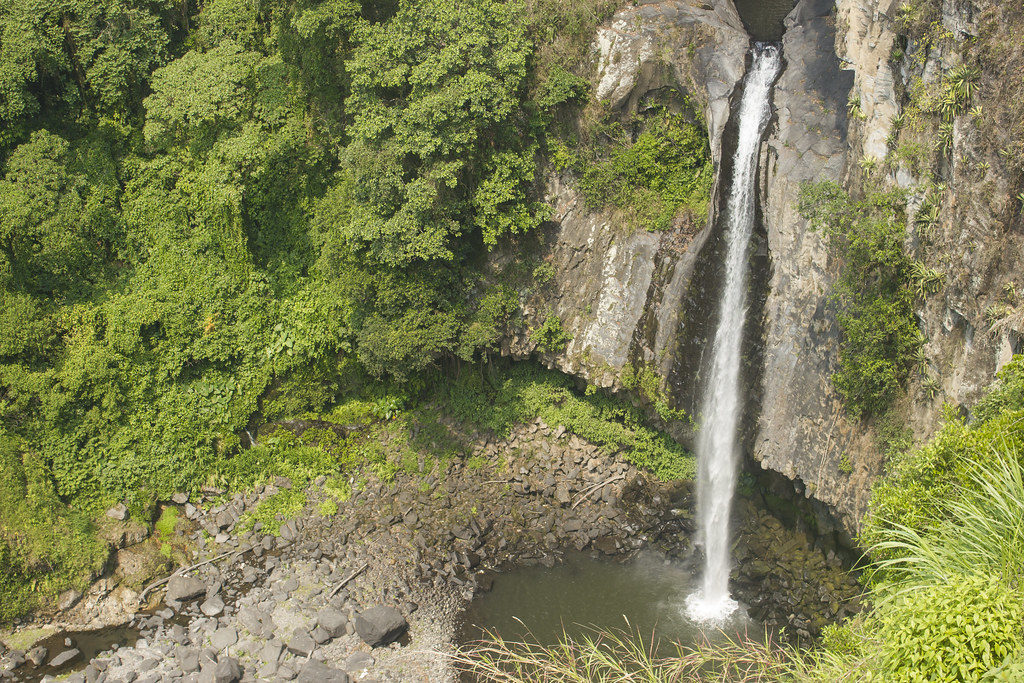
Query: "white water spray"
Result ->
[[687, 43, 781, 623]]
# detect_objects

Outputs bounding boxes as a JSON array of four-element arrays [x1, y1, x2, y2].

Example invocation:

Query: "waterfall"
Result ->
[[686, 43, 781, 623]]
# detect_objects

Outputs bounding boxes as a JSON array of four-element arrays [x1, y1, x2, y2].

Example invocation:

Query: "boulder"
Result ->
[[354, 606, 408, 647], [286, 629, 315, 657], [200, 595, 225, 617], [296, 660, 349, 683], [343, 652, 374, 672], [26, 646, 47, 666], [166, 575, 206, 604], [48, 648, 81, 667], [316, 607, 347, 638], [105, 503, 129, 520], [58, 589, 83, 611], [311, 626, 331, 645], [209, 626, 238, 652], [176, 647, 200, 673], [215, 510, 234, 531], [213, 656, 241, 683], [259, 640, 283, 663], [3, 650, 25, 671]]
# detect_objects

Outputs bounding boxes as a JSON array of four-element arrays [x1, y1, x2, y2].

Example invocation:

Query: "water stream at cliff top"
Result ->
[[687, 43, 782, 623]]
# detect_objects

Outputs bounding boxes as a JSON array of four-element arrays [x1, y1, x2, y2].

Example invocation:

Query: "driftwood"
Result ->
[[139, 549, 240, 603], [571, 474, 625, 510], [328, 562, 369, 599]]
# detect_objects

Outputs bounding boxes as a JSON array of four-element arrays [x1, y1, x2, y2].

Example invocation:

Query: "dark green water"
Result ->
[[459, 552, 759, 654], [733, 0, 796, 41]]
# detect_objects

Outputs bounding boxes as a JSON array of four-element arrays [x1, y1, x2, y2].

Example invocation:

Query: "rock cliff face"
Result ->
[[504, 0, 750, 409], [507, 0, 1024, 534], [756, 0, 862, 526]]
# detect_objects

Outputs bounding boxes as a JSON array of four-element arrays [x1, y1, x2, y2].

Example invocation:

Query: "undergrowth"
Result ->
[[437, 364, 695, 480], [576, 106, 714, 232], [222, 361, 695, 537], [553, 103, 713, 232], [0, 433, 108, 622]]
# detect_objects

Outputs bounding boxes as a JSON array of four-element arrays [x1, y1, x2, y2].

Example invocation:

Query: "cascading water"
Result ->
[[686, 43, 782, 623]]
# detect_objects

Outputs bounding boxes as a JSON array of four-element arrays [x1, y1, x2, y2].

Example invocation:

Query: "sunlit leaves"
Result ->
[[341, 0, 536, 264]]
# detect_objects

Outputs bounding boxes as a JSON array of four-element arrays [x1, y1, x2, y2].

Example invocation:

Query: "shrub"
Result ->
[[579, 108, 713, 232], [439, 364, 695, 481], [868, 441, 1024, 592], [0, 433, 108, 621], [799, 181, 922, 417], [862, 359, 1024, 551], [530, 313, 572, 354], [871, 574, 1022, 682]]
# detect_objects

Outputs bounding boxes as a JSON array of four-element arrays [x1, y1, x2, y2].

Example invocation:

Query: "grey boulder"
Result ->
[[354, 606, 408, 647], [316, 608, 347, 638], [48, 648, 81, 667], [200, 595, 225, 617], [213, 656, 242, 683], [165, 575, 206, 604], [296, 660, 349, 683], [209, 626, 238, 652], [285, 629, 315, 657]]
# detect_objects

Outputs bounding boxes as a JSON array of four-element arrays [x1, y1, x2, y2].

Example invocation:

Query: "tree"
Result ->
[[341, 0, 540, 265], [0, 0, 170, 156], [0, 130, 119, 296]]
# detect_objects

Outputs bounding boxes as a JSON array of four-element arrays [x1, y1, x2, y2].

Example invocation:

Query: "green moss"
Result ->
[[620, 362, 692, 426], [154, 506, 179, 540], [317, 497, 339, 517], [241, 488, 307, 536], [437, 364, 695, 481]]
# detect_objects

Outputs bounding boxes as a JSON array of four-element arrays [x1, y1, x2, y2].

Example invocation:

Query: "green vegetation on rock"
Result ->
[[576, 106, 714, 232], [799, 181, 924, 417]]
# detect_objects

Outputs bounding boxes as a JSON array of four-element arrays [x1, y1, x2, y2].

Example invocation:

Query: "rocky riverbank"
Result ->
[[1, 418, 862, 681]]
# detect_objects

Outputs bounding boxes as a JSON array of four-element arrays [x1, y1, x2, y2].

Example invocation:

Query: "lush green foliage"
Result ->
[[799, 182, 924, 417], [550, 105, 713, 233], [0, 0, 631, 621], [341, 0, 542, 263], [795, 363, 1024, 682], [0, 431, 107, 622], [438, 364, 695, 481], [797, 448, 1024, 682], [863, 357, 1024, 545], [530, 313, 572, 354]]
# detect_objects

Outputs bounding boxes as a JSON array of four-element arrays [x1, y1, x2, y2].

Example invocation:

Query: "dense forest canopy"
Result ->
[[0, 0, 718, 618]]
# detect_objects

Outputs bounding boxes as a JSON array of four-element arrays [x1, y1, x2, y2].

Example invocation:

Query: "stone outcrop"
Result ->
[[756, 0, 864, 527], [757, 0, 1024, 531]]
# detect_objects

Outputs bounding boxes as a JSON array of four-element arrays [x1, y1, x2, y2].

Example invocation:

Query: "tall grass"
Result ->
[[454, 625, 795, 682], [867, 443, 1024, 596]]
